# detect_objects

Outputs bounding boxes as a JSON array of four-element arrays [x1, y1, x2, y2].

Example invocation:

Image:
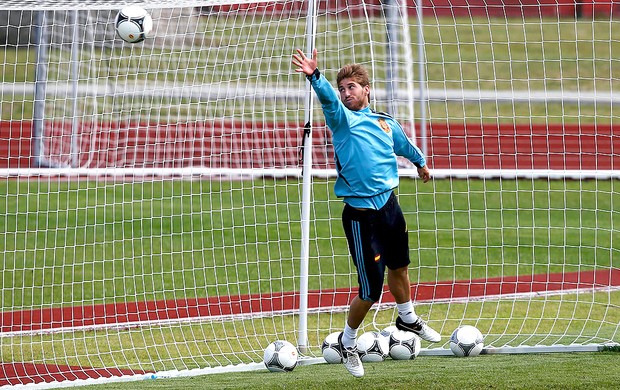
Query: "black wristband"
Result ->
[[306, 68, 321, 82]]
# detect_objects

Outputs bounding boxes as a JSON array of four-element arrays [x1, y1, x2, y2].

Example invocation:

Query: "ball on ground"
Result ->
[[449, 325, 484, 357], [380, 325, 398, 338], [388, 329, 421, 360], [357, 331, 389, 362], [263, 340, 298, 372], [321, 332, 343, 364]]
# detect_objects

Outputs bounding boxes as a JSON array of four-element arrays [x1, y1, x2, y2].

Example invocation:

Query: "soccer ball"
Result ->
[[380, 325, 398, 338], [357, 331, 389, 362], [388, 330, 421, 360], [115, 5, 153, 43], [263, 340, 298, 372], [321, 332, 343, 364], [449, 325, 484, 357]]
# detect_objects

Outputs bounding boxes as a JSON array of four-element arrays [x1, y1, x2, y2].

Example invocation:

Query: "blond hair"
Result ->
[[337, 64, 370, 87]]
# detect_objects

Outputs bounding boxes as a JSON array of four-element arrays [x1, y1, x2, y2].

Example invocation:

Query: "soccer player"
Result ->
[[292, 48, 441, 377]]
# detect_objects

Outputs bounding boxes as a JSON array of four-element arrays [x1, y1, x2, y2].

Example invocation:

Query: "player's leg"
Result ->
[[339, 205, 386, 377], [388, 266, 440, 342], [338, 296, 371, 378], [342, 205, 386, 339], [381, 193, 442, 343], [346, 296, 374, 329], [387, 265, 411, 304]]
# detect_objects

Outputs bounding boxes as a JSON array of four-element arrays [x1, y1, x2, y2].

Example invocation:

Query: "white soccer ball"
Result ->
[[449, 325, 484, 357], [388, 330, 421, 360], [115, 5, 153, 43], [357, 331, 389, 362], [380, 325, 398, 338], [263, 340, 298, 372], [321, 332, 343, 364]]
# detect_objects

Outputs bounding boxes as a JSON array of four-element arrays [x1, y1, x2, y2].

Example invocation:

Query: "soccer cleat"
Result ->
[[338, 332, 364, 377], [396, 316, 442, 343]]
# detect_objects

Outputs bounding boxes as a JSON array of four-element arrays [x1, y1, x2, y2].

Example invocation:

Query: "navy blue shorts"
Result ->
[[342, 192, 411, 302]]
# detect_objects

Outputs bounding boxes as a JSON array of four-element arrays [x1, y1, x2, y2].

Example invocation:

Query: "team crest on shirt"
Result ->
[[378, 118, 390, 133]]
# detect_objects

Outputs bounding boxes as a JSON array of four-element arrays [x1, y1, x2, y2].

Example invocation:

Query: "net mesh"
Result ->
[[0, 0, 618, 386]]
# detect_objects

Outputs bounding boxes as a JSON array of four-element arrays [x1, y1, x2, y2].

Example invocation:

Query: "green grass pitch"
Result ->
[[3, 178, 618, 309]]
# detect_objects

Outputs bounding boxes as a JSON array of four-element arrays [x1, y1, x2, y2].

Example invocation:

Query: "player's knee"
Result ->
[[359, 292, 381, 303], [388, 265, 409, 278], [361, 281, 383, 302]]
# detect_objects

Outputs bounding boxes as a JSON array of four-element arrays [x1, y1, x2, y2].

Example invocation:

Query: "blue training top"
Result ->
[[308, 71, 427, 210]]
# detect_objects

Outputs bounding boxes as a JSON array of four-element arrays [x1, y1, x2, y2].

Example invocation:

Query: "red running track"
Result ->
[[0, 364, 149, 387], [1, 269, 618, 386], [2, 270, 618, 333], [1, 121, 619, 170]]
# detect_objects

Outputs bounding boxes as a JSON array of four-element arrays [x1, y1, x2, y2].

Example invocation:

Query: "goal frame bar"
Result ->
[[1, 168, 619, 180]]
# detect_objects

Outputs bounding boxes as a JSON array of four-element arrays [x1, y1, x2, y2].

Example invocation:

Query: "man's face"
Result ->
[[338, 78, 370, 111]]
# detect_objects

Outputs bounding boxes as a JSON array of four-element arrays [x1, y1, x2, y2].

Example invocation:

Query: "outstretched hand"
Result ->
[[292, 48, 318, 76]]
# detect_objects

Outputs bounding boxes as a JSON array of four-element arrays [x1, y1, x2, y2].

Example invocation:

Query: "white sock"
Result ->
[[396, 301, 418, 323], [342, 324, 358, 349]]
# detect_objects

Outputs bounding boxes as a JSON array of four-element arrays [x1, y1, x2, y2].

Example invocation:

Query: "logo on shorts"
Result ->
[[378, 118, 390, 133], [374, 254, 381, 262]]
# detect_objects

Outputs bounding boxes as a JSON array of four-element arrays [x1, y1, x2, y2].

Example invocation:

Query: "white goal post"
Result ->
[[1, 0, 619, 388]]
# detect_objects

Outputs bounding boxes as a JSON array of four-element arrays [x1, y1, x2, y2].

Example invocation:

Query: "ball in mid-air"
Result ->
[[263, 340, 298, 372], [449, 325, 484, 357], [115, 5, 153, 43]]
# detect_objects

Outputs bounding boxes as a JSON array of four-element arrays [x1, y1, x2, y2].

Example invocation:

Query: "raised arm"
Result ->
[[292, 48, 350, 133]]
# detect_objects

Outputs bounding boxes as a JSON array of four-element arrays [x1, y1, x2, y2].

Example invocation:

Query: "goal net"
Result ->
[[1, 0, 619, 387]]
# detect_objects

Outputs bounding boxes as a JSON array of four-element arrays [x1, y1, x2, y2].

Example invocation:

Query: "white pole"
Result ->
[[33, 10, 49, 167], [415, 0, 428, 155], [400, 0, 417, 142], [70, 10, 80, 167], [297, 0, 317, 354], [385, 0, 399, 116]]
